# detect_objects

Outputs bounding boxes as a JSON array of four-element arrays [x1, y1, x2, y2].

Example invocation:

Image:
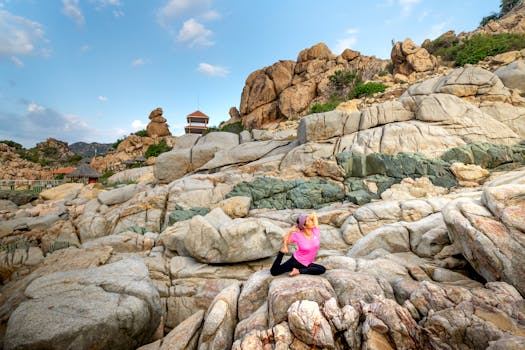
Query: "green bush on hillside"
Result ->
[[134, 129, 148, 137], [480, 0, 522, 26], [423, 33, 525, 66], [350, 82, 388, 99], [67, 154, 83, 165], [203, 121, 245, 135], [112, 137, 125, 149], [455, 33, 525, 66], [0, 140, 23, 149], [16, 149, 40, 163], [144, 139, 172, 158]]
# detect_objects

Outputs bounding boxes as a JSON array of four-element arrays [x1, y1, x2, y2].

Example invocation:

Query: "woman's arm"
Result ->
[[281, 224, 298, 253], [307, 212, 318, 228]]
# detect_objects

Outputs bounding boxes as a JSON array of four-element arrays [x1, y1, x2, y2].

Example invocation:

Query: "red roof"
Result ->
[[53, 167, 75, 175], [187, 110, 208, 117]]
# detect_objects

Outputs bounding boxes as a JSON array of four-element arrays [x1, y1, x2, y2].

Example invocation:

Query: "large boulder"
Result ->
[[153, 148, 192, 184], [146, 108, 171, 137], [39, 183, 84, 201], [184, 209, 285, 263], [494, 61, 525, 91], [443, 183, 525, 295], [391, 38, 438, 76], [4, 258, 161, 350]]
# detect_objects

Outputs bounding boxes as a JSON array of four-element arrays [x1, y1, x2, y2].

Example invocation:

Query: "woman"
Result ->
[[270, 212, 326, 276]]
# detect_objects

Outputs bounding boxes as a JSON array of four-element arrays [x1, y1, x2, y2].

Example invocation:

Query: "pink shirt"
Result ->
[[290, 227, 320, 266]]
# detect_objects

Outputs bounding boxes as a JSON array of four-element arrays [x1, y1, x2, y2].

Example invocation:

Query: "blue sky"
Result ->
[[0, 0, 500, 147]]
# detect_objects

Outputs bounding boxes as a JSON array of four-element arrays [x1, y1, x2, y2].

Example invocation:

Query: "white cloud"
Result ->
[[201, 10, 220, 21], [28, 102, 45, 112], [10, 56, 23, 67], [62, 0, 85, 25], [97, 95, 108, 102], [0, 102, 95, 146], [131, 120, 147, 130], [157, 0, 212, 25], [0, 10, 47, 60], [131, 58, 146, 66], [178, 18, 213, 47], [93, 0, 121, 5], [113, 10, 124, 18], [418, 10, 429, 22], [197, 62, 229, 77], [333, 28, 359, 54], [399, 0, 420, 16]]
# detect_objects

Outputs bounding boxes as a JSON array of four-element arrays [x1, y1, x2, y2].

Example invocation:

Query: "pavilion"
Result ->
[[185, 110, 209, 134]]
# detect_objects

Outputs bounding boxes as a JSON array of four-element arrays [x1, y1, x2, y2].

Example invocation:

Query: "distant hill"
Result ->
[[70, 142, 112, 157]]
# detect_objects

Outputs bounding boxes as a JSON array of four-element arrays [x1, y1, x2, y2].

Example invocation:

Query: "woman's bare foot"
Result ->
[[289, 268, 300, 276]]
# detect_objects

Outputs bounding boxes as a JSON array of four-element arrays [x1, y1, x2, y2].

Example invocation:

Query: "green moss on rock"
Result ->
[[168, 206, 210, 225]]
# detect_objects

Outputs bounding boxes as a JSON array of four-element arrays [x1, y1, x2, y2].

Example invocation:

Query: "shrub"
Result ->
[[0, 140, 23, 149], [67, 154, 83, 165], [328, 70, 361, 99], [145, 139, 172, 158], [377, 70, 388, 77], [134, 129, 148, 137], [309, 99, 341, 114], [203, 121, 245, 135], [112, 137, 126, 149], [350, 82, 388, 99], [454, 33, 525, 66], [16, 149, 40, 163]]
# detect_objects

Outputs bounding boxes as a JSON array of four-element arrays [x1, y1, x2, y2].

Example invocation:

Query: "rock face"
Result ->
[[443, 180, 525, 295], [0, 143, 53, 180], [495, 61, 525, 91], [147, 108, 172, 137], [239, 42, 389, 129], [471, 2, 525, 36], [4, 258, 161, 350], [391, 38, 438, 76]]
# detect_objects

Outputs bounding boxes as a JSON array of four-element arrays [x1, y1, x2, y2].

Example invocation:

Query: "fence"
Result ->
[[0, 180, 65, 193]]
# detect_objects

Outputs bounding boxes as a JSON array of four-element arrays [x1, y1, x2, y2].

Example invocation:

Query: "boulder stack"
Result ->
[[391, 38, 438, 77], [146, 108, 171, 137]]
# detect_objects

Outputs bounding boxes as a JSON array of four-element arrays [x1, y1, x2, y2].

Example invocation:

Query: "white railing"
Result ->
[[0, 179, 65, 192]]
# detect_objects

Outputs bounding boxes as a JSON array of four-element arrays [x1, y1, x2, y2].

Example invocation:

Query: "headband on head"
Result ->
[[297, 214, 307, 230]]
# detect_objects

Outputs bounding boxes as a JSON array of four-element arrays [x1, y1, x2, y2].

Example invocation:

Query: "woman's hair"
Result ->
[[296, 214, 307, 230]]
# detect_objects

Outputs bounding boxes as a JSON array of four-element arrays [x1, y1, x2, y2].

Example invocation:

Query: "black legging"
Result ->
[[270, 251, 326, 276]]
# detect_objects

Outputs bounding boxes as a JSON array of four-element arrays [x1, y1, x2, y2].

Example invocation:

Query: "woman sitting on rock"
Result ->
[[270, 212, 326, 277]]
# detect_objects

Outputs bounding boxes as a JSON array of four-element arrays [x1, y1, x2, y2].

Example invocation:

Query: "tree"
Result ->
[[480, 0, 522, 26]]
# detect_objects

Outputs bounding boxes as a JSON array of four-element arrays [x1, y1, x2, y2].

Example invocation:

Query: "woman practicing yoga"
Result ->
[[270, 212, 326, 276]]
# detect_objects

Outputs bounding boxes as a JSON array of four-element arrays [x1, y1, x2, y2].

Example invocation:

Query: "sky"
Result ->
[[0, 0, 501, 148]]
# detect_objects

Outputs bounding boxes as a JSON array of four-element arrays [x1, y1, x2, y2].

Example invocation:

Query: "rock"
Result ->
[[450, 162, 490, 186], [147, 108, 172, 137], [278, 80, 317, 118], [340, 48, 360, 61], [98, 184, 139, 206], [268, 275, 335, 326], [324, 269, 394, 305], [237, 270, 274, 321], [381, 177, 449, 200], [234, 302, 268, 341], [107, 167, 154, 185], [215, 196, 251, 218], [0, 199, 17, 211], [198, 283, 241, 350], [335, 99, 361, 113], [184, 213, 285, 263], [443, 183, 525, 295], [391, 38, 437, 76], [297, 42, 333, 62], [4, 258, 161, 350], [287, 300, 334, 348], [154, 148, 192, 184], [191, 132, 239, 169], [197, 140, 291, 171], [494, 61, 525, 91], [39, 183, 84, 201], [157, 310, 204, 350]]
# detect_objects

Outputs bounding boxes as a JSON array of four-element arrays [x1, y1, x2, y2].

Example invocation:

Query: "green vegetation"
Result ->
[[144, 139, 172, 158], [309, 96, 343, 114], [377, 70, 389, 77], [480, 0, 522, 26], [423, 33, 525, 66], [0, 140, 23, 149], [350, 82, 388, 99], [112, 137, 125, 149], [16, 149, 40, 163], [67, 154, 83, 165], [309, 70, 388, 114], [455, 33, 525, 65], [203, 121, 245, 135], [134, 129, 148, 137]]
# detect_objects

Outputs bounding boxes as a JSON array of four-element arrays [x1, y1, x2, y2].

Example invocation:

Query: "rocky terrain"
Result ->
[[1, 4, 525, 350], [70, 142, 112, 158]]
